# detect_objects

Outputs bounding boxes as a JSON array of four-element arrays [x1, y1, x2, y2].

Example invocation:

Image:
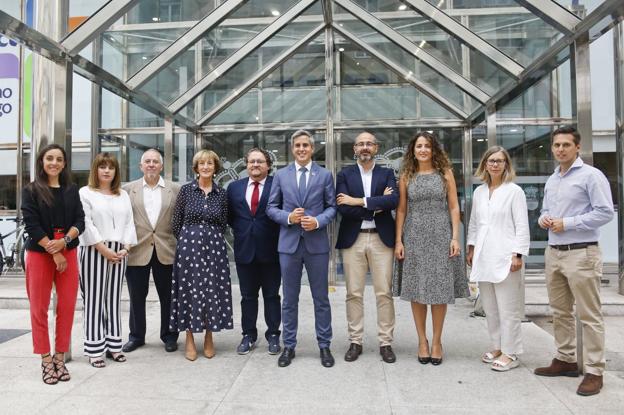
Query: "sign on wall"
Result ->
[[0, 35, 20, 144]]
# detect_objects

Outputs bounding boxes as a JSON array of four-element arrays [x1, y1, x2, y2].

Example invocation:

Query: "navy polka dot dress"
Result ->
[[169, 180, 233, 333]]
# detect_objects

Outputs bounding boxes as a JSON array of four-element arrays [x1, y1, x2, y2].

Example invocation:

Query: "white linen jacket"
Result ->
[[467, 182, 530, 283]]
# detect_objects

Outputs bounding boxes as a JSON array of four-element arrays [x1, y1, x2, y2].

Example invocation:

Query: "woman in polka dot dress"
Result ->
[[170, 150, 233, 361]]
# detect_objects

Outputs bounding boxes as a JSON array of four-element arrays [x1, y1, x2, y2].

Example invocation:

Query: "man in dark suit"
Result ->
[[227, 148, 282, 355], [267, 130, 337, 368], [336, 132, 399, 364]]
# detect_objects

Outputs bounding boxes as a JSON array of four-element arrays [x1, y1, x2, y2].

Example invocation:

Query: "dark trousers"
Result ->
[[280, 239, 332, 349], [126, 251, 178, 344], [235, 261, 282, 341]]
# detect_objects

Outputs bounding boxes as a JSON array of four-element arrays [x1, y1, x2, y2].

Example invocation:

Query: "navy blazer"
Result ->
[[335, 164, 398, 249], [227, 176, 280, 264]]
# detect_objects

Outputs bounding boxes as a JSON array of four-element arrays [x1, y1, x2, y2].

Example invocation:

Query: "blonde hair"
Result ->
[[88, 152, 121, 195], [475, 146, 516, 185], [192, 150, 221, 175]]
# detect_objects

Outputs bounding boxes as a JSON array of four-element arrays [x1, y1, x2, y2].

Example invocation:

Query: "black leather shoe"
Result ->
[[320, 347, 335, 368], [344, 343, 363, 362], [122, 340, 145, 353], [278, 347, 295, 367], [380, 345, 396, 363], [165, 341, 178, 352]]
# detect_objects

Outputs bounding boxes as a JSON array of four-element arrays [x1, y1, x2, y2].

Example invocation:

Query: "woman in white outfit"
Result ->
[[466, 146, 530, 372]]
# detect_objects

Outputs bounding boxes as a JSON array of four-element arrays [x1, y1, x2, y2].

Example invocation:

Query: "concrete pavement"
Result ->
[[0, 279, 623, 414]]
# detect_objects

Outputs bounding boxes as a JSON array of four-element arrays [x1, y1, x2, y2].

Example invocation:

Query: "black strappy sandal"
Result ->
[[41, 354, 59, 385], [53, 353, 70, 381], [106, 350, 127, 362], [89, 356, 106, 368]]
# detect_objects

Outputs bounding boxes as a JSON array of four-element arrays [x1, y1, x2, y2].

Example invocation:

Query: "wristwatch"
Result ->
[[63, 235, 72, 246]]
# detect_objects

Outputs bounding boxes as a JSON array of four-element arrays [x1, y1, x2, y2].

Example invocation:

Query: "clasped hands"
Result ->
[[539, 215, 564, 233], [288, 208, 318, 231], [97, 243, 130, 264]]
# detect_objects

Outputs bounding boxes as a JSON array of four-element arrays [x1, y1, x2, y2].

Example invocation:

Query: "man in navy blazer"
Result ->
[[267, 130, 337, 368], [336, 132, 399, 364], [227, 148, 282, 356]]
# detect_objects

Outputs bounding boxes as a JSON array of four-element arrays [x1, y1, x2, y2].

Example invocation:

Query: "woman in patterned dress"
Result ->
[[394, 132, 469, 365], [170, 150, 233, 361]]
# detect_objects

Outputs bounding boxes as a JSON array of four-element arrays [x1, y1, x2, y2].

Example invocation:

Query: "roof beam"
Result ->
[[515, 0, 582, 35], [468, 0, 624, 124], [333, 0, 490, 104], [402, 0, 524, 78], [321, 0, 333, 25], [168, 0, 317, 114], [197, 23, 325, 125], [333, 24, 468, 119], [61, 0, 139, 54], [127, 0, 249, 89]]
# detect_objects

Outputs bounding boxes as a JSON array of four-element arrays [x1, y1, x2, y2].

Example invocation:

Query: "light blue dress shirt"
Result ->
[[539, 157, 614, 245]]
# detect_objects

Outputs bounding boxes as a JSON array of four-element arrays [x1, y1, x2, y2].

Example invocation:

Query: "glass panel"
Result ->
[[101, 89, 165, 128], [2, 0, 23, 21], [553, 0, 605, 16], [187, 22, 322, 122], [468, 11, 563, 67], [335, 9, 480, 113], [174, 132, 194, 182], [427, 0, 517, 9], [352, 0, 411, 12], [126, 0, 218, 24], [229, 0, 302, 19], [210, 90, 259, 124], [0, 149, 17, 210]]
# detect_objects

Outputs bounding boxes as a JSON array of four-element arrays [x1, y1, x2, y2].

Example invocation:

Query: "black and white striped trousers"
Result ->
[[79, 241, 127, 357]]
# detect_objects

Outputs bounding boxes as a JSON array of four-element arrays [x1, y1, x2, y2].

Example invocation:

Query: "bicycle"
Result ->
[[0, 217, 27, 275]]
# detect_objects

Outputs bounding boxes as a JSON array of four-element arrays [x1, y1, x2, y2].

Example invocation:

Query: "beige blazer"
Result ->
[[123, 178, 180, 267]]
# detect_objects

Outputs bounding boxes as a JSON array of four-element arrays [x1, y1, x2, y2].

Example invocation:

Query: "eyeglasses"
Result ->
[[247, 159, 267, 165], [486, 159, 506, 166], [354, 142, 378, 148]]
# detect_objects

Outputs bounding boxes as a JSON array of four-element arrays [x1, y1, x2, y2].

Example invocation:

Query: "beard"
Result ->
[[357, 153, 373, 162]]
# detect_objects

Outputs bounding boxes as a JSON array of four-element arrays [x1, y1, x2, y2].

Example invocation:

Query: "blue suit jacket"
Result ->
[[267, 162, 337, 254], [227, 176, 280, 264], [335, 164, 398, 249]]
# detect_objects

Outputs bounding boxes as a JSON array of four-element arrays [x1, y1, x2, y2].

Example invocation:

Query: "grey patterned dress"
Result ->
[[392, 173, 469, 304]]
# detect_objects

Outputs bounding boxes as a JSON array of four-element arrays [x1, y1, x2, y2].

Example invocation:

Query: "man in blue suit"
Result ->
[[227, 148, 281, 356], [336, 132, 399, 364], [267, 130, 337, 368]]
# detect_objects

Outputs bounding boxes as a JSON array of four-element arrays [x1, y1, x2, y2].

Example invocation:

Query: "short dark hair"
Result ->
[[244, 148, 273, 168], [552, 125, 581, 145]]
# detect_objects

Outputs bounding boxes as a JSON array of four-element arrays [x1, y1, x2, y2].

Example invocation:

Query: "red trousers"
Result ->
[[25, 249, 79, 354]]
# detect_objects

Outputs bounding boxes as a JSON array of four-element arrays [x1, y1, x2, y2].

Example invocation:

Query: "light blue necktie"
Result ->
[[298, 166, 307, 202]]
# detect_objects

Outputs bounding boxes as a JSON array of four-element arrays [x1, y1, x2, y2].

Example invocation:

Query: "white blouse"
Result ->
[[78, 186, 137, 247], [467, 182, 530, 283]]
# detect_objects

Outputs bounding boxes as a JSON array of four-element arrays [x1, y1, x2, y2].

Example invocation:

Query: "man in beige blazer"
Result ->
[[122, 149, 180, 353]]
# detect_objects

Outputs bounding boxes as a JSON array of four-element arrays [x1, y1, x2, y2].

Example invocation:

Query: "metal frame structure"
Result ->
[[616, 22, 624, 295], [515, 0, 582, 35]]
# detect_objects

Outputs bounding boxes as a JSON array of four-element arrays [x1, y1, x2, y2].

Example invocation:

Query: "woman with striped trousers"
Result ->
[[79, 153, 137, 367]]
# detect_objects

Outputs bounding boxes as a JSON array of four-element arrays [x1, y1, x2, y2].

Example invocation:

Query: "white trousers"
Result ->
[[478, 269, 523, 356]]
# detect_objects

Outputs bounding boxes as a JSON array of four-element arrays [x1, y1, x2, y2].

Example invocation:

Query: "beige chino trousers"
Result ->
[[545, 245, 605, 375], [342, 232, 395, 346]]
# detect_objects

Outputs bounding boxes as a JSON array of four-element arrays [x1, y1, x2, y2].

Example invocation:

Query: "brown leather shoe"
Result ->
[[344, 343, 362, 362], [380, 345, 396, 364], [577, 374, 603, 396], [534, 358, 579, 377]]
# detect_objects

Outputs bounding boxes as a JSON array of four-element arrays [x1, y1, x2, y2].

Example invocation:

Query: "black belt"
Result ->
[[360, 228, 377, 233], [549, 242, 598, 251]]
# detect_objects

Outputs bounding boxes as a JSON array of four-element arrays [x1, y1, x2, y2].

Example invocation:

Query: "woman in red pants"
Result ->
[[21, 143, 85, 385]]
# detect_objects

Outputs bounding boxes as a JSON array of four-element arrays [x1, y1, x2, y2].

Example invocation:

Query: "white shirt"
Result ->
[[78, 186, 138, 247], [357, 162, 375, 229], [143, 176, 165, 229], [467, 182, 530, 283], [245, 176, 267, 209]]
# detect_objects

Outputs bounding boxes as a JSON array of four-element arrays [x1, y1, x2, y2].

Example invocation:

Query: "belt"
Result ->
[[549, 242, 598, 251], [360, 228, 377, 233]]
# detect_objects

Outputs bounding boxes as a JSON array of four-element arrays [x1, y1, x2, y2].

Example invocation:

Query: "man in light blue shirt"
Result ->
[[534, 126, 614, 397]]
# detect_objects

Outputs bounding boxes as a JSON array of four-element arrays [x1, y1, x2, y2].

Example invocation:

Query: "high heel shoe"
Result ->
[[417, 340, 431, 364], [185, 331, 197, 361], [431, 344, 443, 366], [204, 331, 215, 359]]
